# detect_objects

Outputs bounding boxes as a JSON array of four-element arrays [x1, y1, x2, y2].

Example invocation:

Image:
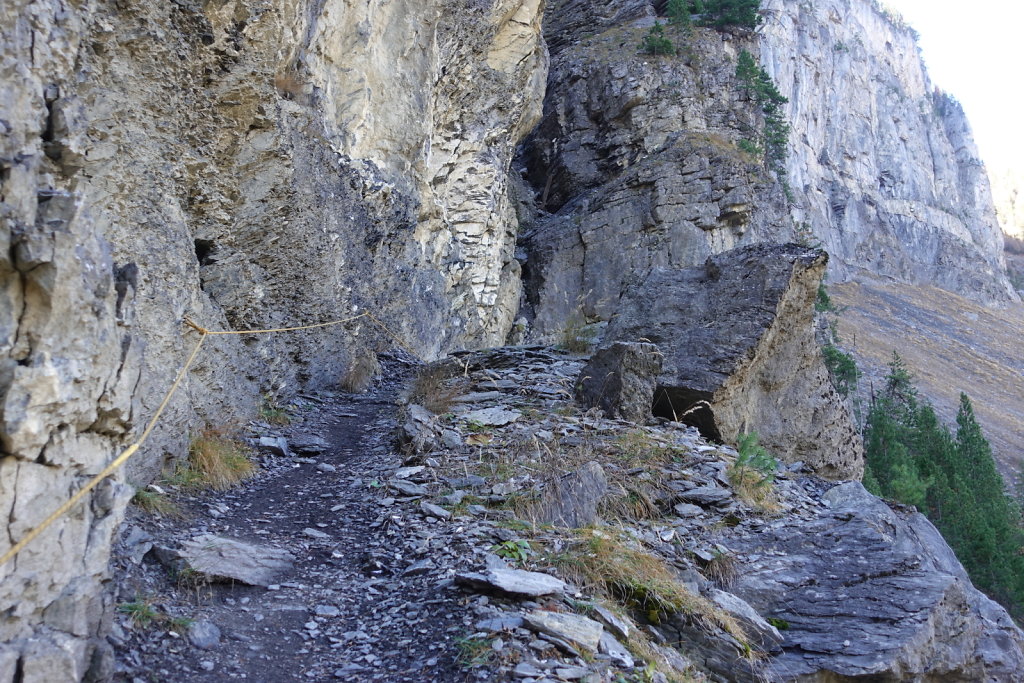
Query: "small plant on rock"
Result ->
[[640, 22, 675, 56], [728, 432, 779, 510], [131, 488, 180, 518], [259, 394, 291, 425], [454, 635, 493, 668], [491, 539, 532, 565], [117, 599, 159, 628]]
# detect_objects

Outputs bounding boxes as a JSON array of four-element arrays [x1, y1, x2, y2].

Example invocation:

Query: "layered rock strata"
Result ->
[[517, 7, 792, 338]]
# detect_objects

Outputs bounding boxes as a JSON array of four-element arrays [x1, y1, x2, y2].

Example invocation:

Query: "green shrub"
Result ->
[[822, 344, 860, 397], [640, 22, 675, 55], [728, 433, 779, 510]]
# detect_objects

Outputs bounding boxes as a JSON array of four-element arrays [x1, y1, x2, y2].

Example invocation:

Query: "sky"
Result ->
[[885, 0, 1024, 174]]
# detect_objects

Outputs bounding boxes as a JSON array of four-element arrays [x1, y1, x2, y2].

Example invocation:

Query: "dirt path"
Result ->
[[111, 360, 474, 682]]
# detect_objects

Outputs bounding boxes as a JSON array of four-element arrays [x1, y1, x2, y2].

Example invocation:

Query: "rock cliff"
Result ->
[[759, 0, 1016, 303], [1, 0, 545, 676]]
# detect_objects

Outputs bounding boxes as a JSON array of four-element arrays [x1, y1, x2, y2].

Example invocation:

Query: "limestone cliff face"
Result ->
[[0, 0, 545, 677], [759, 0, 1016, 303]]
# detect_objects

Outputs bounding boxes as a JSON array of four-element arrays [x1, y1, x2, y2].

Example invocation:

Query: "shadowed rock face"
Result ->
[[605, 243, 863, 480], [727, 483, 1024, 681]]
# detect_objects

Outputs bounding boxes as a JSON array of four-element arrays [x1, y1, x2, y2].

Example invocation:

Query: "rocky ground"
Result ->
[[109, 346, 1024, 683]]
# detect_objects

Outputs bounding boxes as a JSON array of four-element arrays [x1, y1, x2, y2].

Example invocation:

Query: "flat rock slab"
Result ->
[[523, 611, 603, 652], [461, 406, 522, 427], [180, 535, 295, 587], [456, 568, 566, 597], [678, 485, 732, 505]]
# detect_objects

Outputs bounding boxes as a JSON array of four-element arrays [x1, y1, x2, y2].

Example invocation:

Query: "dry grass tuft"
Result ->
[[548, 529, 748, 644], [408, 363, 464, 414], [131, 488, 181, 518], [340, 351, 380, 393], [172, 429, 257, 490], [703, 550, 738, 589]]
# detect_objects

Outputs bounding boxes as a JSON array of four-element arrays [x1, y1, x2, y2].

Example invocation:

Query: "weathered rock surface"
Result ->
[[523, 611, 604, 652], [456, 568, 567, 598], [532, 461, 609, 528], [759, 0, 1016, 303], [575, 342, 662, 422], [728, 482, 1024, 681], [605, 243, 863, 479], [517, 8, 792, 338], [2, 0, 547, 673], [177, 534, 295, 587]]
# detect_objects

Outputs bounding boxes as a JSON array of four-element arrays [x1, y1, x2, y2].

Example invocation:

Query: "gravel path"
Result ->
[[111, 360, 475, 682]]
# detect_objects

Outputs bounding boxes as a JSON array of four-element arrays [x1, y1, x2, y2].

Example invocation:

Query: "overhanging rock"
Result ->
[[605, 243, 863, 480]]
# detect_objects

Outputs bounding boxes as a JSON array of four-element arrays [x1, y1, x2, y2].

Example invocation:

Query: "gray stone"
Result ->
[[389, 480, 428, 497], [314, 605, 341, 617], [604, 244, 863, 480], [708, 589, 782, 650], [461, 406, 522, 427], [476, 615, 525, 632], [290, 434, 328, 454], [590, 603, 632, 640], [677, 486, 732, 506], [599, 632, 635, 669], [672, 502, 703, 517], [420, 501, 451, 519], [575, 342, 662, 422], [180, 535, 295, 587], [303, 528, 331, 540], [532, 461, 607, 528], [258, 436, 291, 457], [188, 620, 222, 650], [456, 568, 566, 598], [523, 611, 603, 652], [316, 463, 337, 473]]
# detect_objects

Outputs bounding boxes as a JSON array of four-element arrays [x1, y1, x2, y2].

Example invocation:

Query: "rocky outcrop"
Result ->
[[759, 0, 1016, 303], [575, 341, 662, 422], [517, 8, 792, 337], [604, 244, 863, 480], [1, 0, 545, 676], [728, 482, 1024, 680]]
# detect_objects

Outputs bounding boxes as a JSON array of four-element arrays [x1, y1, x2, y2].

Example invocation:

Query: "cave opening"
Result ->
[[652, 386, 723, 443]]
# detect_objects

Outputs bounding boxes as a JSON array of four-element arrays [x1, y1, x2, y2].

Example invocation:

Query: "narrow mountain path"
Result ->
[[110, 358, 474, 682]]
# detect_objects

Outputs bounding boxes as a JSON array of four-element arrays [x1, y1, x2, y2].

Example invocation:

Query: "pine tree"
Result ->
[[667, 0, 692, 27], [701, 0, 762, 29]]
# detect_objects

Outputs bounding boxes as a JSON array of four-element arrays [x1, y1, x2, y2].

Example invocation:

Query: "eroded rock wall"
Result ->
[[1, 0, 546, 677], [759, 0, 1016, 303], [516, 3, 793, 338]]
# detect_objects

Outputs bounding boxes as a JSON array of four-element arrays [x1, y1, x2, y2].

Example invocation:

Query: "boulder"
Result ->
[[604, 243, 862, 480], [728, 482, 1024, 680], [575, 342, 662, 422]]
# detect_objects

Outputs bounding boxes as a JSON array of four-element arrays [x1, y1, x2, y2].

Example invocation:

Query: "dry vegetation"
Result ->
[[408, 362, 465, 414], [546, 529, 749, 645], [170, 428, 257, 490]]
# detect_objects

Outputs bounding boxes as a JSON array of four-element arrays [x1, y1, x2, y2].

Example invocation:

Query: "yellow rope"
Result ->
[[0, 331, 208, 568], [0, 308, 422, 568]]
